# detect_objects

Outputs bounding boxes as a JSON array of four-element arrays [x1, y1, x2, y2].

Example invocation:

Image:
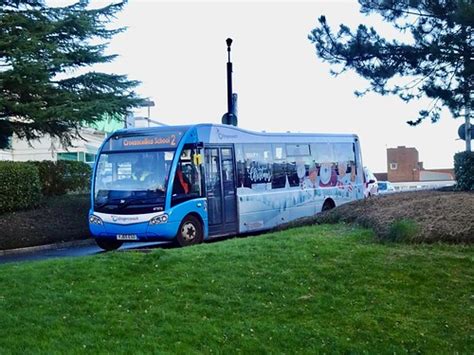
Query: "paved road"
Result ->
[[0, 241, 171, 265]]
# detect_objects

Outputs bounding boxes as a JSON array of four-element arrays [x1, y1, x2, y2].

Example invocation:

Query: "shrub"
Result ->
[[454, 151, 474, 191], [0, 161, 41, 213], [0, 194, 91, 250], [387, 219, 420, 242], [32, 161, 64, 196], [31, 160, 92, 196], [60, 160, 92, 194]]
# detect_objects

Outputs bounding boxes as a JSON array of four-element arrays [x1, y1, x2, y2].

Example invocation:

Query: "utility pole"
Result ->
[[222, 38, 238, 126]]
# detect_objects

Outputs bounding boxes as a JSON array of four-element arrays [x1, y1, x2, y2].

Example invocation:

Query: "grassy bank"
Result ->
[[314, 190, 474, 243], [0, 224, 472, 353]]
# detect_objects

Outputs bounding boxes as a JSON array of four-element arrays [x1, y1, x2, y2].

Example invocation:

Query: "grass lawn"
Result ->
[[0, 224, 472, 353]]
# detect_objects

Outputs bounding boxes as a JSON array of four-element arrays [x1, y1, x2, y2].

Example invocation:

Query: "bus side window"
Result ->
[[235, 144, 248, 188], [272, 144, 286, 189], [171, 148, 203, 206], [243, 144, 272, 189], [332, 143, 356, 175], [352, 143, 358, 174], [221, 148, 234, 191], [173, 164, 191, 194]]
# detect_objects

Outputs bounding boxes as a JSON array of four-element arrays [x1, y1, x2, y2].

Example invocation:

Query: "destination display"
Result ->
[[106, 131, 184, 151]]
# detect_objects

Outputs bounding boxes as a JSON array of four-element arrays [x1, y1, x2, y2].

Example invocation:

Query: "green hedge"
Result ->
[[31, 160, 92, 196], [61, 160, 92, 193], [0, 161, 41, 214], [454, 151, 474, 191]]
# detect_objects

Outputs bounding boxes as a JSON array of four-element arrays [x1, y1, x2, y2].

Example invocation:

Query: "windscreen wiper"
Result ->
[[117, 196, 164, 209], [94, 199, 123, 209]]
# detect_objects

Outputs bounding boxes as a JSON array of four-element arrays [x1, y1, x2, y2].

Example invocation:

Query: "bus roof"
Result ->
[[110, 123, 359, 144]]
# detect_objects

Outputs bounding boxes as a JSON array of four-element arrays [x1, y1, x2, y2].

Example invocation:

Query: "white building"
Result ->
[[0, 128, 107, 165], [0, 114, 166, 165]]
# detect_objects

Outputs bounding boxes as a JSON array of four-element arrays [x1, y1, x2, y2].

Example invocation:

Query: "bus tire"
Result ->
[[322, 199, 335, 212], [96, 238, 123, 251], [176, 215, 203, 247]]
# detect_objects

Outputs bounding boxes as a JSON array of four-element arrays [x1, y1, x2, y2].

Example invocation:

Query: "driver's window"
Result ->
[[172, 147, 203, 206]]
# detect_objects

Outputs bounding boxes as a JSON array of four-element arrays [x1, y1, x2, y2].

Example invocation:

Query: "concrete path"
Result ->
[[0, 240, 171, 265]]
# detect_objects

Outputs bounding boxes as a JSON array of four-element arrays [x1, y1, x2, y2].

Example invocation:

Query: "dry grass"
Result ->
[[281, 190, 474, 244], [314, 190, 474, 243]]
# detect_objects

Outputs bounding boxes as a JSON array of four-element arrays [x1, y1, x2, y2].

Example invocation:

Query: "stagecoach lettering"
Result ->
[[216, 128, 238, 140]]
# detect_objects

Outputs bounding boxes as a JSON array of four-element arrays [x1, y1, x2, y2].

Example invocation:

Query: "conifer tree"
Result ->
[[309, 0, 473, 148], [0, 0, 143, 146]]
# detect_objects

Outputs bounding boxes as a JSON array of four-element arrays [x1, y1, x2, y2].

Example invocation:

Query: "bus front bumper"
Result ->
[[88, 199, 208, 242], [89, 214, 180, 242]]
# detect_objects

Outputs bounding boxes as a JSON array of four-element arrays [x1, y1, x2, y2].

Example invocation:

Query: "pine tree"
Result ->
[[309, 0, 473, 148], [0, 0, 143, 147]]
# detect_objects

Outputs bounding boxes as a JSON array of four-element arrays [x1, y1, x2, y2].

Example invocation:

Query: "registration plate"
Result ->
[[116, 234, 138, 241]]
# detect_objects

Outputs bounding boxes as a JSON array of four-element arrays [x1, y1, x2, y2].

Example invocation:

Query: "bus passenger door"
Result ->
[[204, 146, 238, 237]]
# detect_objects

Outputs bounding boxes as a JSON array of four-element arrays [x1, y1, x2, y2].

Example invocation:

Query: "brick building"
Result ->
[[386, 146, 454, 182]]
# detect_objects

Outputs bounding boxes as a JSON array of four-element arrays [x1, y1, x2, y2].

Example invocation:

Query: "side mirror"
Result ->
[[193, 154, 203, 166], [368, 179, 376, 184]]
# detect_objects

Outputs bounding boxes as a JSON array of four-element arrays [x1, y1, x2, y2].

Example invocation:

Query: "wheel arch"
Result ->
[[187, 211, 208, 239], [185, 212, 204, 228], [321, 198, 336, 212], [175, 212, 205, 246]]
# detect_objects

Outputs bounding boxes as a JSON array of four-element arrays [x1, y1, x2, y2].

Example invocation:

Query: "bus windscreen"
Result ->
[[93, 150, 175, 214]]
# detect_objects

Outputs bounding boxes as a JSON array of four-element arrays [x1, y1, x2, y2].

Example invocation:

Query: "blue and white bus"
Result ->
[[89, 124, 365, 250]]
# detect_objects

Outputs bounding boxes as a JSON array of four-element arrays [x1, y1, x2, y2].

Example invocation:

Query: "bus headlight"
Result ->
[[89, 215, 103, 225], [149, 214, 169, 225]]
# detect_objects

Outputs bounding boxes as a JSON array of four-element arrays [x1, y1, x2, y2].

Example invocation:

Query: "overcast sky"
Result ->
[[51, 0, 467, 172]]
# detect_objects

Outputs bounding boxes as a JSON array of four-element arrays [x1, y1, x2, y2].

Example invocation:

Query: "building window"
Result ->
[[0, 133, 13, 150], [57, 152, 79, 161], [390, 162, 398, 170], [85, 153, 96, 164]]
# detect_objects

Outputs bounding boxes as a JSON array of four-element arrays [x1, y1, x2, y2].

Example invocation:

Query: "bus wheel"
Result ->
[[322, 199, 335, 212], [96, 238, 123, 251], [176, 215, 203, 247]]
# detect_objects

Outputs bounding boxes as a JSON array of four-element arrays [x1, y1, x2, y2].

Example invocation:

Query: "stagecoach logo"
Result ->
[[216, 128, 238, 140], [111, 215, 139, 223]]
